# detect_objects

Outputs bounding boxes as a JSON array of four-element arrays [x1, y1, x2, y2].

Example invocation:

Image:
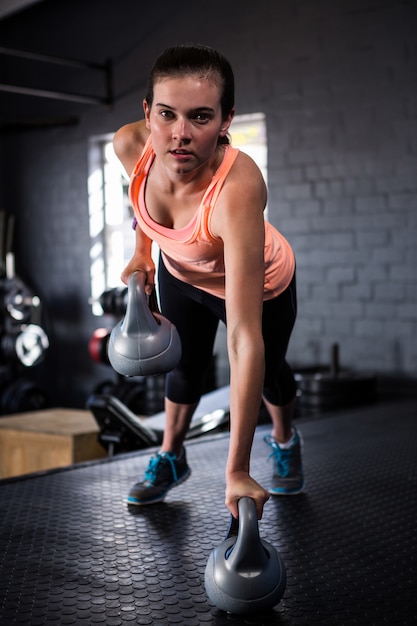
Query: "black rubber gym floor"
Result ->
[[0, 398, 416, 625]]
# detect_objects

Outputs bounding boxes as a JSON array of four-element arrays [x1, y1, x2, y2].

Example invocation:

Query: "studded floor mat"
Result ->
[[0, 399, 416, 625]]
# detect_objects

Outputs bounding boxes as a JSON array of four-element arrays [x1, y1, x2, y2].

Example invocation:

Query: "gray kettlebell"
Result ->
[[107, 270, 182, 376], [204, 497, 286, 614]]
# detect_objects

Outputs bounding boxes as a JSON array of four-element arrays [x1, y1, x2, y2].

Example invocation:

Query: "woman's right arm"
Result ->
[[113, 120, 155, 291]]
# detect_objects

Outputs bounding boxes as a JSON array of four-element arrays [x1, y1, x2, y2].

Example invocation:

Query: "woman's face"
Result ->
[[144, 74, 234, 176]]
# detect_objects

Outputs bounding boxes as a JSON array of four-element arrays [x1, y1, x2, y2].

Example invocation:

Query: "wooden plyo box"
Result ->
[[0, 408, 107, 479]]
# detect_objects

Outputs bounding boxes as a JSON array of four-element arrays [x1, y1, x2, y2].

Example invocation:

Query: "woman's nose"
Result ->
[[172, 119, 191, 141]]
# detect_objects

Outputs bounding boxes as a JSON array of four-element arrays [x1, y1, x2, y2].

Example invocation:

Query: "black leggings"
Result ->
[[158, 255, 297, 407]]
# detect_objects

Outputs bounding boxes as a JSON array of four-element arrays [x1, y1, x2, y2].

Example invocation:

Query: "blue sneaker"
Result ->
[[264, 428, 304, 495], [127, 448, 191, 506]]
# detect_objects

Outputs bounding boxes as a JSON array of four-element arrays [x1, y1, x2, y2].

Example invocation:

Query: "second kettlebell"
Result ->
[[205, 497, 287, 614], [108, 271, 182, 377]]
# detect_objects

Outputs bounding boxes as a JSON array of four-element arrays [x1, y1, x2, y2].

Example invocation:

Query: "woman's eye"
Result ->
[[160, 110, 174, 119], [194, 113, 209, 122]]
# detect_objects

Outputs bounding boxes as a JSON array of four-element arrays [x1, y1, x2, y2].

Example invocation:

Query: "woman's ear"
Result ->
[[220, 108, 235, 137], [143, 99, 151, 130]]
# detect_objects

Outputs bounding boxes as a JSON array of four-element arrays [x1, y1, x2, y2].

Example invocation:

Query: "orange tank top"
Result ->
[[129, 137, 295, 300]]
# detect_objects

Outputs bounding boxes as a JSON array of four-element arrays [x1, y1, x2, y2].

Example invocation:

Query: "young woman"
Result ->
[[114, 44, 303, 519]]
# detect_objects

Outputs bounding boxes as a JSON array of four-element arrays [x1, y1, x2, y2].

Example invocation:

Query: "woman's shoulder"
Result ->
[[113, 120, 150, 176], [211, 148, 267, 233], [225, 148, 262, 178], [225, 148, 267, 197]]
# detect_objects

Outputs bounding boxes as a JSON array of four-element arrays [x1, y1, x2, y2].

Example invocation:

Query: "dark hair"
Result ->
[[145, 44, 235, 145]]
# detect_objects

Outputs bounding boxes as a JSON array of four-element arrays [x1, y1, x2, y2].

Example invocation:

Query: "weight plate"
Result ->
[[88, 328, 111, 364], [0, 378, 47, 414], [295, 369, 377, 409], [4, 278, 38, 323], [15, 324, 49, 367], [296, 373, 377, 395]]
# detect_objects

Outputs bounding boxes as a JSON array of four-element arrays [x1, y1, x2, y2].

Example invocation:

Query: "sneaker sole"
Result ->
[[268, 482, 305, 496], [126, 468, 192, 506]]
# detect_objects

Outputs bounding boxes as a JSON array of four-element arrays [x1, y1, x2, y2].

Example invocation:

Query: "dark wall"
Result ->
[[0, 0, 416, 409]]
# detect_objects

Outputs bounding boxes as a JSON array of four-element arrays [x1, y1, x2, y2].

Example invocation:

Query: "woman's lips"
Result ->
[[170, 149, 193, 160]]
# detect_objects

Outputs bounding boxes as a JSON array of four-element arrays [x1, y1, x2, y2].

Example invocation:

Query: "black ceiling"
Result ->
[[0, 0, 193, 128]]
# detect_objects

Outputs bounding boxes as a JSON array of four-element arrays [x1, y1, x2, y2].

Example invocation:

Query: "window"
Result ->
[[88, 113, 267, 315]]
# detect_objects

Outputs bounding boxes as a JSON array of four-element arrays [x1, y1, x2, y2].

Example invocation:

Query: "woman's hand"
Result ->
[[225, 471, 270, 519], [120, 256, 155, 295]]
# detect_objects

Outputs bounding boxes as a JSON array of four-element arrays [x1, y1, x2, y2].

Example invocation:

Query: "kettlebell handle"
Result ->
[[225, 497, 259, 539], [131, 270, 160, 316], [226, 497, 269, 572], [130, 270, 160, 314], [122, 270, 160, 336]]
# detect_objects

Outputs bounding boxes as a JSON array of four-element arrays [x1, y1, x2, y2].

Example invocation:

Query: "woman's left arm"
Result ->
[[212, 152, 271, 519]]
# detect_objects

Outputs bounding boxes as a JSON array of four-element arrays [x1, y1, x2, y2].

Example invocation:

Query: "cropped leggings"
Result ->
[[158, 255, 298, 407]]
